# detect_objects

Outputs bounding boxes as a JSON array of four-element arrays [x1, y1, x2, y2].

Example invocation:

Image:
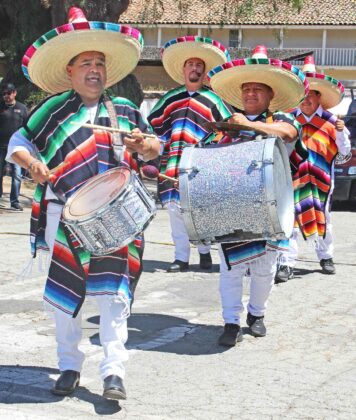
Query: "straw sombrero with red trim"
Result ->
[[161, 36, 231, 85], [207, 45, 309, 112], [22, 7, 143, 94], [302, 55, 344, 109]]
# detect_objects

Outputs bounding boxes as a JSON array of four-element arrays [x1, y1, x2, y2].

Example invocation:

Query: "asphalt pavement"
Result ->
[[0, 178, 355, 419]]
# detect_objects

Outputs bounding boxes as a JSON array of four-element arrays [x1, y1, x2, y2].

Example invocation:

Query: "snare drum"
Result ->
[[63, 167, 156, 255], [179, 136, 294, 244]]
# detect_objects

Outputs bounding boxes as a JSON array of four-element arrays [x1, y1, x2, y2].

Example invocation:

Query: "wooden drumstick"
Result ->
[[141, 165, 178, 183], [158, 173, 178, 183], [70, 121, 157, 139]]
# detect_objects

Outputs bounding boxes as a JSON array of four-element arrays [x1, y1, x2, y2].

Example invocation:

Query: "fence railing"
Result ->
[[142, 46, 356, 67]]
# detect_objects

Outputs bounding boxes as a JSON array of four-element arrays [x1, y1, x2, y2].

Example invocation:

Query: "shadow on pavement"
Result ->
[[87, 313, 235, 355], [143, 259, 220, 273], [0, 365, 122, 414]]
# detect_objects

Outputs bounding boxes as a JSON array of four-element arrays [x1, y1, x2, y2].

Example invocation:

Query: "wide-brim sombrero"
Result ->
[[22, 20, 143, 94], [208, 58, 309, 112], [161, 36, 230, 85], [304, 73, 344, 109]]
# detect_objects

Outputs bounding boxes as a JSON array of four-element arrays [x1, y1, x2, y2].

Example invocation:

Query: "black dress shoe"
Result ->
[[218, 323, 243, 346], [51, 370, 80, 396], [246, 313, 266, 337], [320, 258, 336, 274], [167, 260, 189, 273], [103, 375, 127, 400], [199, 252, 212, 270], [274, 265, 294, 283]]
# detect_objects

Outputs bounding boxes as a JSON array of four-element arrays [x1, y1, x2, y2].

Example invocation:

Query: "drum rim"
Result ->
[[179, 144, 201, 242], [63, 166, 131, 222], [263, 136, 294, 239]]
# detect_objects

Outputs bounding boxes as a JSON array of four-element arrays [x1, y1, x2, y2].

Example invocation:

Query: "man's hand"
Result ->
[[28, 160, 50, 185], [335, 118, 345, 132], [123, 128, 153, 156], [228, 113, 251, 127]]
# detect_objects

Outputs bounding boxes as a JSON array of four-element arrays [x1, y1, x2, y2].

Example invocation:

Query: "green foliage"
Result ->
[[0, 0, 51, 102]]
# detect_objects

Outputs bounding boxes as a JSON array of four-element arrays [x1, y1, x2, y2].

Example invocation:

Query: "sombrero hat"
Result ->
[[302, 55, 344, 109], [208, 45, 309, 112], [161, 36, 230, 85], [21, 7, 143, 94]]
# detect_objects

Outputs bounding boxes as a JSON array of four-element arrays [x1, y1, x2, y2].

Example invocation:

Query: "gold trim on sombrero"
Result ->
[[161, 36, 230, 85], [22, 11, 143, 94], [208, 59, 309, 112]]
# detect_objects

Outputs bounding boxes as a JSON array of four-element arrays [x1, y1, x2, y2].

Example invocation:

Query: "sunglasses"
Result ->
[[2, 91, 14, 96]]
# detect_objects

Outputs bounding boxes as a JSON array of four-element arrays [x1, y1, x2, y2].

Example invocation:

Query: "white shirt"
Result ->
[[6, 104, 99, 200]]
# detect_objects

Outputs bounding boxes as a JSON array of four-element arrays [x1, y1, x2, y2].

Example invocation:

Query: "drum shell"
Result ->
[[63, 168, 156, 255], [179, 137, 294, 244]]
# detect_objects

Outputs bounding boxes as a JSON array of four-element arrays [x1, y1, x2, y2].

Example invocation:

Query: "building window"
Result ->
[[229, 30, 239, 47]]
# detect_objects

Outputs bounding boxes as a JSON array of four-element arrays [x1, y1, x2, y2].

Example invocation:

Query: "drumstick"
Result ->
[[70, 121, 157, 138], [49, 162, 66, 175], [141, 165, 178, 183], [158, 173, 178, 183]]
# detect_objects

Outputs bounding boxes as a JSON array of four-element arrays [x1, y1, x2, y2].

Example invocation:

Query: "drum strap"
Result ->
[[266, 112, 273, 124], [104, 94, 124, 163]]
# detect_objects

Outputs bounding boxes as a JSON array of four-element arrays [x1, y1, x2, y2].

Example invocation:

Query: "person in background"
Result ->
[[0, 82, 28, 210], [148, 36, 233, 273], [275, 56, 351, 282]]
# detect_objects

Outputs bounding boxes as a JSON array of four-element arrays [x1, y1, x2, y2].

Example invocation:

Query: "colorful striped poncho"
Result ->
[[20, 90, 149, 317], [147, 86, 232, 205], [292, 109, 339, 239], [204, 110, 307, 268]]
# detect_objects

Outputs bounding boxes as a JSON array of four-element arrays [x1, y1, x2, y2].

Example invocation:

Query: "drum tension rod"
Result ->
[[250, 158, 274, 168]]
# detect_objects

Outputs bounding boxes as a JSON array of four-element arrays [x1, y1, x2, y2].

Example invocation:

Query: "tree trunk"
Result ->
[[113, 74, 144, 108]]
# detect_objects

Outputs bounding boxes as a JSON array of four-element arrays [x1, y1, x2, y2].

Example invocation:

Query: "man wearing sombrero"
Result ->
[[6, 7, 160, 400], [206, 45, 308, 346], [148, 36, 233, 273], [275, 56, 350, 282]]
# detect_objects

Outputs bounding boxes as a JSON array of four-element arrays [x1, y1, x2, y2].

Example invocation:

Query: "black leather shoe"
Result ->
[[51, 370, 80, 396], [167, 260, 189, 273], [11, 203, 23, 211], [218, 323, 243, 347], [320, 258, 336, 274], [199, 252, 212, 270], [103, 375, 127, 400], [274, 265, 294, 283], [246, 313, 266, 337]]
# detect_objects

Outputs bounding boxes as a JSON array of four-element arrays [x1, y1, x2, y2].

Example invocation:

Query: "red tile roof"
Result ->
[[119, 0, 356, 26]]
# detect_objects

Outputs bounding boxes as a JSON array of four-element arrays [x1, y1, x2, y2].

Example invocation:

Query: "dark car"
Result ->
[[333, 88, 356, 202]]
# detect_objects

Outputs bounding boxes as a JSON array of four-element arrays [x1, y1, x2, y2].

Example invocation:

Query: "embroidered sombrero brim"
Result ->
[[208, 58, 309, 112], [22, 22, 143, 94], [305, 72, 344, 109], [161, 36, 230, 85]]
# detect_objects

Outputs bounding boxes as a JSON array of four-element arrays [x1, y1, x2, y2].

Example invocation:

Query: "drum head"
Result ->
[[63, 167, 130, 221]]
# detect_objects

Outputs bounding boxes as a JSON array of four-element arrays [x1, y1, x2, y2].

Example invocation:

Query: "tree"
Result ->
[[0, 1, 143, 107]]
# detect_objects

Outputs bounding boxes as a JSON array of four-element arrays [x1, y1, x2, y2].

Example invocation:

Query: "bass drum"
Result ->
[[179, 136, 294, 244]]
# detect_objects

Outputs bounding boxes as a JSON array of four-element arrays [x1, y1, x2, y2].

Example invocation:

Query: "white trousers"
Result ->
[[167, 202, 210, 262], [280, 194, 334, 267], [45, 203, 129, 379], [218, 246, 278, 325]]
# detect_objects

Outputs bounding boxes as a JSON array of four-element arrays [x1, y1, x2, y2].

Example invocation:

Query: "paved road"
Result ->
[[0, 182, 355, 419]]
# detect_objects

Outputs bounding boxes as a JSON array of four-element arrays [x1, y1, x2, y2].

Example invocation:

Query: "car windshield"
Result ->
[[345, 99, 356, 141]]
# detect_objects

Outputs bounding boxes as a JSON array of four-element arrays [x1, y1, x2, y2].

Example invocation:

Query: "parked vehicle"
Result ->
[[333, 83, 356, 202]]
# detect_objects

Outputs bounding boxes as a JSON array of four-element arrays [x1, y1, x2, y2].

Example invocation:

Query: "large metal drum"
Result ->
[[179, 136, 294, 244]]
